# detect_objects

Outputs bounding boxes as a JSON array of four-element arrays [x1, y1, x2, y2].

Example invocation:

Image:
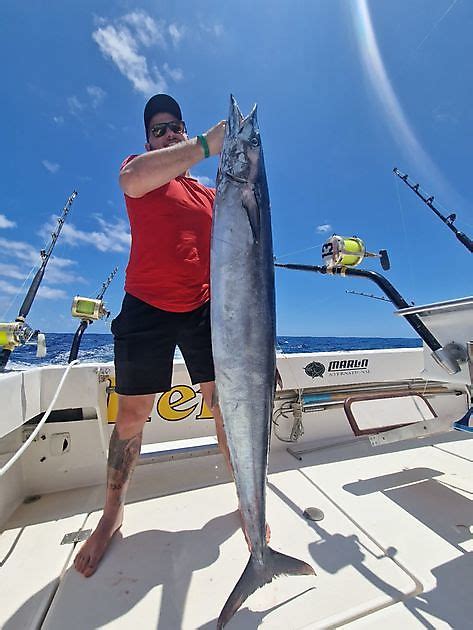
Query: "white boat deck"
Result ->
[[2, 431, 473, 629]]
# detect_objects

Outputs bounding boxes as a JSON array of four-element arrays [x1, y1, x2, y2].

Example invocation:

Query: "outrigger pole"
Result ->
[[68, 267, 118, 362], [393, 167, 473, 253], [0, 191, 78, 371]]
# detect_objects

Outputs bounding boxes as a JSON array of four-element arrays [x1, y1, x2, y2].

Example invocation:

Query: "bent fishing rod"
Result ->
[[68, 267, 118, 362], [0, 191, 78, 371], [393, 167, 473, 253]]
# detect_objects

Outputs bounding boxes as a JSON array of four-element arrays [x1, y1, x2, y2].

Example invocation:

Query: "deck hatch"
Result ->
[[60, 529, 91, 545]]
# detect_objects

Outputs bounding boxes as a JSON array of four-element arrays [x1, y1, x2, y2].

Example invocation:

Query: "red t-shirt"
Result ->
[[120, 155, 215, 312]]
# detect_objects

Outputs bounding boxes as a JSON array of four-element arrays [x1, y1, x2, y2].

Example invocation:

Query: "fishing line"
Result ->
[[457, 217, 473, 230], [1, 264, 37, 321], [274, 238, 325, 374], [394, 179, 416, 304], [2, 213, 67, 320], [275, 240, 327, 261], [414, 0, 461, 52]]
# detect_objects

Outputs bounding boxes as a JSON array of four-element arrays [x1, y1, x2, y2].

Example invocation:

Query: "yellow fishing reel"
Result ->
[[0, 320, 46, 357], [321, 235, 390, 270], [0, 321, 34, 350], [71, 296, 110, 322]]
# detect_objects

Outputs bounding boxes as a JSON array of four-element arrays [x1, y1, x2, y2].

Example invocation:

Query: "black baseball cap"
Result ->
[[144, 94, 183, 139]]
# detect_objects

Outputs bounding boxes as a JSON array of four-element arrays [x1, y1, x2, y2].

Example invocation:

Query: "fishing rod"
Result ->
[[275, 233, 462, 375], [0, 191, 78, 371], [275, 261, 443, 349], [345, 290, 390, 303], [393, 167, 473, 253], [68, 267, 118, 362]]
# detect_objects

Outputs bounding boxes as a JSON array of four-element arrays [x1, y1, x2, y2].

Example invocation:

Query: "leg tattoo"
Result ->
[[107, 427, 142, 506]]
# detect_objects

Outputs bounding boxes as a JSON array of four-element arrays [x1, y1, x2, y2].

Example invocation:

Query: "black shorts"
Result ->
[[111, 293, 215, 395]]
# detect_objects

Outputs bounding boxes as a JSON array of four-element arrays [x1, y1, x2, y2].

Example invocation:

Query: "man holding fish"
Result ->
[[75, 92, 314, 627], [74, 93, 228, 578]]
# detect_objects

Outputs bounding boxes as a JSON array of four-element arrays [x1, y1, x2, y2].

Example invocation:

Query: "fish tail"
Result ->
[[217, 547, 315, 629]]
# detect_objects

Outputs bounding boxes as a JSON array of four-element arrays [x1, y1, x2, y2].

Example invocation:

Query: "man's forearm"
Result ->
[[120, 137, 205, 198]]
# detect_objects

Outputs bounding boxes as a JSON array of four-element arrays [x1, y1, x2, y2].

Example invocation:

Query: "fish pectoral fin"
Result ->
[[275, 368, 283, 391], [241, 186, 261, 244], [217, 548, 315, 629]]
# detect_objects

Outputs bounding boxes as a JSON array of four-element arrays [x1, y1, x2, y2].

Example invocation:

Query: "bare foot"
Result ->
[[74, 508, 123, 577]]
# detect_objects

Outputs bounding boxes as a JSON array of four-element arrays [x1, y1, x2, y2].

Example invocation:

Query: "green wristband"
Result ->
[[197, 134, 210, 158]]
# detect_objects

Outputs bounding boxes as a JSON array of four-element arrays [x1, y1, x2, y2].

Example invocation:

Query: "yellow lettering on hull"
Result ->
[[107, 382, 214, 423]]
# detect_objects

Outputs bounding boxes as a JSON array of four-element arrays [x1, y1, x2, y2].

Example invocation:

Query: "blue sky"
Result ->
[[1, 0, 471, 337]]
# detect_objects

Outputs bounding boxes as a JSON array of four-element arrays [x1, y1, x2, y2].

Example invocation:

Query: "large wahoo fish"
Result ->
[[211, 96, 315, 629]]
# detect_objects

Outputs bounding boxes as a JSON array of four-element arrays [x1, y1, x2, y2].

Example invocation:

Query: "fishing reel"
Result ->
[[0, 320, 46, 357], [321, 235, 390, 271], [71, 296, 110, 322]]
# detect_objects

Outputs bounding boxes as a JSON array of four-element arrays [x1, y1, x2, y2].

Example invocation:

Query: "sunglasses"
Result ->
[[150, 120, 187, 138]]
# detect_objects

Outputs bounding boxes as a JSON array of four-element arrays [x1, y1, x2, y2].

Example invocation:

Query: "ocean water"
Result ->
[[6, 332, 422, 371]]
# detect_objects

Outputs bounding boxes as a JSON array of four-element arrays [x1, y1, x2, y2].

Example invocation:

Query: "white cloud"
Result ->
[[201, 23, 224, 37], [93, 23, 166, 95], [195, 175, 214, 187], [43, 258, 87, 285], [0, 279, 21, 296], [168, 23, 185, 46], [86, 85, 107, 108], [0, 214, 16, 228], [0, 237, 42, 265], [43, 215, 131, 253], [46, 256, 76, 269], [163, 63, 183, 82], [317, 224, 332, 233], [0, 236, 81, 278], [0, 263, 28, 280], [0, 238, 85, 313], [0, 237, 84, 286], [42, 160, 60, 174], [36, 285, 68, 300], [67, 87, 106, 120], [67, 95, 85, 115], [53, 115, 64, 124], [92, 12, 188, 95], [123, 11, 167, 47]]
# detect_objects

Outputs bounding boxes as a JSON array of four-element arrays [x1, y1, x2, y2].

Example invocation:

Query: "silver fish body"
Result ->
[[211, 96, 315, 629]]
